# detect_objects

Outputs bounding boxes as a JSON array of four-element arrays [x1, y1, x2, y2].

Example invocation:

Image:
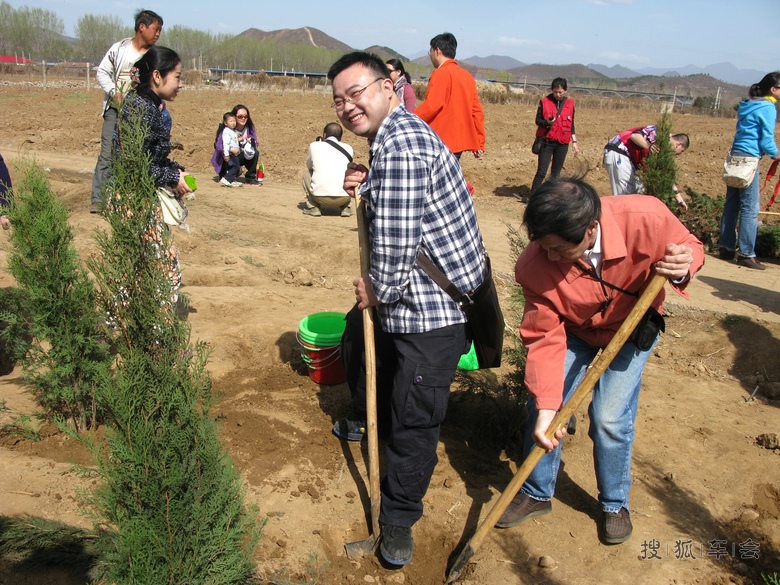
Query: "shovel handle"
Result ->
[[356, 190, 381, 539], [448, 273, 666, 580]]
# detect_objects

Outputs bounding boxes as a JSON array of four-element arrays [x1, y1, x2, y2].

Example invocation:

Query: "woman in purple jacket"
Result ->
[[210, 104, 262, 185]]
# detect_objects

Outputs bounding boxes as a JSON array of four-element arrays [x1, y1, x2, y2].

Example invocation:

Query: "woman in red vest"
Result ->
[[531, 78, 580, 192]]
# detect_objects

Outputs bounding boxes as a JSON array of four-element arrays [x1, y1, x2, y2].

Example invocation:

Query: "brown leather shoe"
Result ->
[[736, 255, 766, 270], [600, 508, 633, 544], [718, 247, 735, 260], [495, 493, 551, 528]]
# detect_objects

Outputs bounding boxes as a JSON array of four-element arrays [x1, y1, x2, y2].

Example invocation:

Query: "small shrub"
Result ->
[[756, 224, 780, 258], [453, 222, 529, 447], [677, 188, 725, 251], [6, 159, 112, 432], [639, 112, 677, 208]]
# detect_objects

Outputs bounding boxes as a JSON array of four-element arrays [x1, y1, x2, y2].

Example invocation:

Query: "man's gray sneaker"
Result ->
[[380, 524, 413, 565]]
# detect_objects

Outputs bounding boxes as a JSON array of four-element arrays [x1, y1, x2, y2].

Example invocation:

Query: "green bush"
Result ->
[[6, 159, 112, 432], [83, 104, 260, 584], [677, 188, 725, 251], [756, 224, 780, 257], [639, 112, 677, 209]]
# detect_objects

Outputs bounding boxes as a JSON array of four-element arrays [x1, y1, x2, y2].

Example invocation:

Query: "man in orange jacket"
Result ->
[[415, 32, 485, 161]]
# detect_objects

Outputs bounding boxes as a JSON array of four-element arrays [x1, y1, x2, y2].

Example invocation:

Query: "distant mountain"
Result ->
[[364, 45, 407, 61], [238, 27, 351, 53], [235, 27, 758, 90], [407, 49, 429, 60], [508, 63, 608, 81], [462, 55, 525, 71], [588, 63, 642, 79], [635, 62, 760, 86]]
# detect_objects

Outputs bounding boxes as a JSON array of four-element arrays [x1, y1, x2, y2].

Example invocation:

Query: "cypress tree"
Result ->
[[638, 112, 678, 210], [5, 159, 111, 431], [84, 102, 260, 584]]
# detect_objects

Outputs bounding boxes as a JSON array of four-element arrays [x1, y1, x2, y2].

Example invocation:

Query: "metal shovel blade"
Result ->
[[345, 534, 378, 559], [446, 543, 475, 583]]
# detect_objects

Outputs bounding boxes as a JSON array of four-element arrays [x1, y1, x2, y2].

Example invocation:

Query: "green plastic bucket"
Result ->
[[297, 312, 347, 384]]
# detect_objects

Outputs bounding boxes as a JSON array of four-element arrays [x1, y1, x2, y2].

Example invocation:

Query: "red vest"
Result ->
[[618, 126, 650, 166], [536, 96, 575, 144]]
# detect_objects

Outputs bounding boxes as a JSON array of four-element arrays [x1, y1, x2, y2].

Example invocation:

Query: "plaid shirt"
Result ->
[[361, 106, 486, 334]]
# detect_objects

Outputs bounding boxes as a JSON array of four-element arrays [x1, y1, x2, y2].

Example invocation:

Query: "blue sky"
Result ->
[[6, 0, 777, 72]]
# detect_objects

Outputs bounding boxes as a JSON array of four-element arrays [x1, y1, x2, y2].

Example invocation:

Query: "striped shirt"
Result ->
[[361, 106, 486, 334]]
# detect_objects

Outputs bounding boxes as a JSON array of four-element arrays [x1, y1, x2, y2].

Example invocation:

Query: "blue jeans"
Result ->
[[719, 150, 760, 257], [521, 332, 656, 513]]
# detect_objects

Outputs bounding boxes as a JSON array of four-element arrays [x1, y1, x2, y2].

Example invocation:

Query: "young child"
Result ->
[[220, 112, 243, 188]]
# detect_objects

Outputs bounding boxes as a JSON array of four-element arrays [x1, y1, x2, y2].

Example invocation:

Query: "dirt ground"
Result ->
[[0, 80, 778, 585]]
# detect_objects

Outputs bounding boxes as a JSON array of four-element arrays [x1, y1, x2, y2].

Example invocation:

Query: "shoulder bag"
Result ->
[[417, 252, 504, 369], [157, 187, 188, 226], [722, 153, 759, 189]]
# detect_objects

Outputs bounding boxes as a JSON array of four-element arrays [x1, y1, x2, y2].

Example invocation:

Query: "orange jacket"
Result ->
[[415, 60, 486, 153], [515, 196, 704, 410]]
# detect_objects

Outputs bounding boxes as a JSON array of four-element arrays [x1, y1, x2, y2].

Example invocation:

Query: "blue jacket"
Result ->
[[731, 98, 778, 158]]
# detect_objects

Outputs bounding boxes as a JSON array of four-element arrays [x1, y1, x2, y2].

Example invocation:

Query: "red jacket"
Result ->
[[536, 95, 575, 144], [415, 59, 486, 153], [515, 196, 704, 410]]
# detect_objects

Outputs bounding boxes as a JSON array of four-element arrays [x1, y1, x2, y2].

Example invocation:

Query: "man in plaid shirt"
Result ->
[[328, 52, 486, 566]]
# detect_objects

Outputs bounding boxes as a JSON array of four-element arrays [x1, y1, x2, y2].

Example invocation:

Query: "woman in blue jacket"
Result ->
[[719, 72, 780, 270]]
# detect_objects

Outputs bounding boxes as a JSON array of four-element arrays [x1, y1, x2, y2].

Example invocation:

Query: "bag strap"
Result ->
[[416, 251, 490, 309], [323, 139, 353, 163], [416, 252, 467, 306], [762, 159, 780, 210], [574, 261, 639, 298]]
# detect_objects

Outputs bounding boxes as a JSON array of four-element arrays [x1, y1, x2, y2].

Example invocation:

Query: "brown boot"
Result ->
[[495, 493, 551, 528], [600, 508, 633, 544], [736, 255, 766, 270]]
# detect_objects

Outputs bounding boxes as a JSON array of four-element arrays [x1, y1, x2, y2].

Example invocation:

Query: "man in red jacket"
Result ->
[[415, 33, 485, 161], [497, 178, 704, 545]]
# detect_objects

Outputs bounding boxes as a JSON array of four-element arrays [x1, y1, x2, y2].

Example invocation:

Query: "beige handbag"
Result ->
[[156, 187, 188, 226], [722, 153, 759, 189]]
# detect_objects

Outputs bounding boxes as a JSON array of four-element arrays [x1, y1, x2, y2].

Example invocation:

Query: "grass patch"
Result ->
[[241, 255, 264, 268]]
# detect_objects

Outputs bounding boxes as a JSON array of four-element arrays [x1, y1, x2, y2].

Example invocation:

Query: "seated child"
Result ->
[[219, 112, 243, 188]]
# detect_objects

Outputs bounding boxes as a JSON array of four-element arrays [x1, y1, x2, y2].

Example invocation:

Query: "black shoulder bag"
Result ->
[[417, 252, 504, 368], [575, 261, 664, 351]]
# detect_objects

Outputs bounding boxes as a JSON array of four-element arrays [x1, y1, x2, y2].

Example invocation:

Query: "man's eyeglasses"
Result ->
[[331, 78, 384, 111]]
